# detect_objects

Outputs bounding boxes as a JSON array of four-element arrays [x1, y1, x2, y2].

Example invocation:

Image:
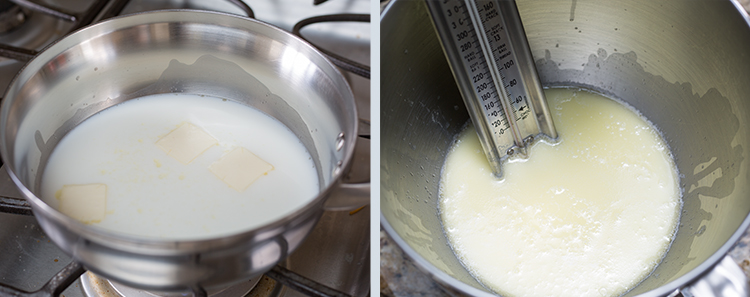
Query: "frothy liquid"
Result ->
[[439, 88, 681, 296], [41, 93, 319, 240]]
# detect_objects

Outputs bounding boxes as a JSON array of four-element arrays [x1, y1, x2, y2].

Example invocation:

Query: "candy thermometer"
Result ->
[[426, 0, 558, 177]]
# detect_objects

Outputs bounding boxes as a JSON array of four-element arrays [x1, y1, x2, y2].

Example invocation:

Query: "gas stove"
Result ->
[[0, 1, 370, 296]]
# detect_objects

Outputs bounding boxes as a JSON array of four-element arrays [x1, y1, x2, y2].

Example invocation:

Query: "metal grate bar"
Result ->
[[225, 0, 254, 18], [92, 0, 130, 22], [292, 14, 370, 79], [0, 196, 32, 215], [8, 0, 77, 22], [69, 0, 115, 32], [0, 43, 36, 62], [266, 265, 352, 297]]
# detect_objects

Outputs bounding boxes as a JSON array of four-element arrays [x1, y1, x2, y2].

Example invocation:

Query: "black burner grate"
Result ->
[[292, 13, 370, 79]]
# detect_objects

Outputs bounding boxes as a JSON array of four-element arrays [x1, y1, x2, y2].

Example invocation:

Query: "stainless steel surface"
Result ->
[[681, 256, 749, 297], [381, 228, 750, 297], [81, 271, 262, 296], [117, 0, 371, 136], [0, 1, 370, 296], [426, 0, 556, 176], [381, 0, 750, 296]]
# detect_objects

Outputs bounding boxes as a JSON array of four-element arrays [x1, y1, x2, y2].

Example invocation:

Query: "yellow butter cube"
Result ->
[[209, 147, 274, 192], [58, 184, 107, 224], [156, 122, 218, 164]]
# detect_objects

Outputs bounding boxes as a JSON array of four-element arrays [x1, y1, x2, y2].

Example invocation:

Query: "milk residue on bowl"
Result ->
[[439, 88, 681, 297], [41, 93, 319, 240]]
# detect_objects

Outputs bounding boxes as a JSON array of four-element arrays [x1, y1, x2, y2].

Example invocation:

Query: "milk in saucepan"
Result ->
[[439, 88, 681, 297], [41, 93, 319, 240]]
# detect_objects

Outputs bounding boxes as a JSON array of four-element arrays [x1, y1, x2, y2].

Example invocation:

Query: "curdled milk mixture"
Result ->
[[439, 88, 681, 297], [41, 93, 319, 240]]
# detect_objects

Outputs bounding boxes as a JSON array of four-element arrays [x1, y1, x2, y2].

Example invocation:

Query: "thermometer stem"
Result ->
[[425, 0, 557, 177], [465, 0, 526, 157]]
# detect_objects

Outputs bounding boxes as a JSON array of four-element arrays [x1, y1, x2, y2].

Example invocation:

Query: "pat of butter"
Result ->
[[156, 122, 218, 164], [57, 184, 107, 224], [209, 147, 274, 192]]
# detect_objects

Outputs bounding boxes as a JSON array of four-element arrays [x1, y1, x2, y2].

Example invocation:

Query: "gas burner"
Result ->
[[0, 1, 27, 34], [77, 262, 358, 297], [81, 273, 264, 297]]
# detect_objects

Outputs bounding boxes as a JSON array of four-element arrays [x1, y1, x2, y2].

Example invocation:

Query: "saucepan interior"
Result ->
[[381, 0, 750, 296], [0, 10, 357, 291]]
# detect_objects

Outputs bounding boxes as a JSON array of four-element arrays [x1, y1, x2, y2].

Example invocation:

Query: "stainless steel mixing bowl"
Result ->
[[381, 0, 750, 296]]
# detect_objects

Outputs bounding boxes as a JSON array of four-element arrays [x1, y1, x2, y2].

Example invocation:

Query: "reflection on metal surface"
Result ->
[[81, 272, 262, 297], [682, 256, 749, 297], [266, 266, 350, 297]]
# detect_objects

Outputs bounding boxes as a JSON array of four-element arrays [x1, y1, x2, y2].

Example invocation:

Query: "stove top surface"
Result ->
[[0, 0, 370, 296]]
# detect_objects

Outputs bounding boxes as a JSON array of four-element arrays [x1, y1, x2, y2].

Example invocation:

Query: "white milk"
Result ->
[[41, 93, 319, 240], [439, 88, 681, 297]]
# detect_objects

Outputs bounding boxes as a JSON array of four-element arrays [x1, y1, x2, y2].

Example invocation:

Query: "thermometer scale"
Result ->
[[426, 0, 557, 177]]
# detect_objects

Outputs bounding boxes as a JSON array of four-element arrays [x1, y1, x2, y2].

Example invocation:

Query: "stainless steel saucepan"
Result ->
[[0, 10, 368, 293], [381, 0, 750, 296]]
